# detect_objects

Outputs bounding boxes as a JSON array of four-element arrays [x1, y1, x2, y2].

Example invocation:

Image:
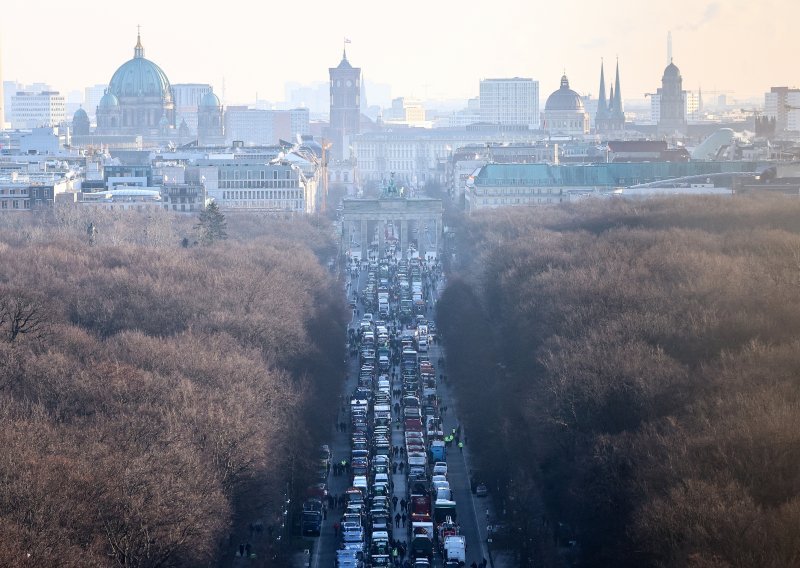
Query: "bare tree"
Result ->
[[0, 290, 48, 343]]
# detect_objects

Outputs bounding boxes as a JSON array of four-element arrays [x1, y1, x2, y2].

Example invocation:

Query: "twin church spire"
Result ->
[[595, 59, 625, 131]]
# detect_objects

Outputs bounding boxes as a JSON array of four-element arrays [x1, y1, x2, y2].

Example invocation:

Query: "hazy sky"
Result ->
[[2, 0, 797, 106]]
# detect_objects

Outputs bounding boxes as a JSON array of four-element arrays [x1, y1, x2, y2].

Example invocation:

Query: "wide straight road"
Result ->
[[305, 258, 505, 568]]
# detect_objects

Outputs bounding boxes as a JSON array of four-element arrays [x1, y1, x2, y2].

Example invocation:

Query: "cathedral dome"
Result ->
[[98, 91, 119, 107], [545, 75, 585, 112], [72, 107, 91, 136], [108, 34, 172, 101], [199, 91, 221, 108]]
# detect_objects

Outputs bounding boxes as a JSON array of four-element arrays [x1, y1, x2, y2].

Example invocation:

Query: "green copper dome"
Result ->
[[108, 33, 173, 101]]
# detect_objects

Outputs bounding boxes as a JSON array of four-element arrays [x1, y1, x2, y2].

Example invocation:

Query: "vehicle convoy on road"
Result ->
[[302, 239, 484, 568]]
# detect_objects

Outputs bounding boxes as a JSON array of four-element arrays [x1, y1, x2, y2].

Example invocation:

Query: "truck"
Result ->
[[429, 440, 446, 462], [443, 535, 466, 564], [410, 521, 435, 560], [433, 499, 457, 526]]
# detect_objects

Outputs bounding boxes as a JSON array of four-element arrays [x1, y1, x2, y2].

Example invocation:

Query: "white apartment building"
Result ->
[[10, 91, 66, 129], [685, 91, 701, 121], [479, 78, 539, 128], [765, 87, 800, 132], [195, 159, 317, 214]]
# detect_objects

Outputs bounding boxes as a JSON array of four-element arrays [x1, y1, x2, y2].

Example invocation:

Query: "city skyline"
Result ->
[[1, 0, 797, 107]]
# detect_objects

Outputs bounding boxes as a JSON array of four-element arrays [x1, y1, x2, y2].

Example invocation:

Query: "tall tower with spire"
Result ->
[[595, 60, 609, 128], [328, 42, 361, 160]]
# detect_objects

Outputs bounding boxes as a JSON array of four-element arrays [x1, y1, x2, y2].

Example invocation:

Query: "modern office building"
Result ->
[[764, 86, 800, 132], [10, 90, 66, 129], [479, 78, 539, 128]]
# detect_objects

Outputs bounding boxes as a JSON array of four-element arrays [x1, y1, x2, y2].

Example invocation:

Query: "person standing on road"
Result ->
[[401, 513, 406, 527], [395, 513, 401, 527], [392, 496, 398, 511], [400, 498, 407, 511]]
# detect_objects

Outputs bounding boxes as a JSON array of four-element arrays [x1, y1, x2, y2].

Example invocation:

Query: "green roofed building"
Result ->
[[465, 161, 764, 211]]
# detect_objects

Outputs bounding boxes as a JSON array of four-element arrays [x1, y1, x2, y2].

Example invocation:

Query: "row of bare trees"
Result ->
[[0, 211, 347, 567], [438, 196, 800, 567]]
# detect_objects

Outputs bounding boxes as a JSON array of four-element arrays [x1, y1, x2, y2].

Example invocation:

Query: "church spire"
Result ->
[[134, 25, 144, 59], [596, 59, 608, 120], [612, 58, 623, 117]]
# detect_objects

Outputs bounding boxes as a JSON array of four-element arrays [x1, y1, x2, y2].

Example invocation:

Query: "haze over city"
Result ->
[[2, 0, 798, 105]]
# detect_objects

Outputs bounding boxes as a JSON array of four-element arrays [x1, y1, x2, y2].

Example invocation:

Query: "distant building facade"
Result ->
[[352, 125, 541, 185], [480, 78, 539, 129], [224, 107, 310, 146], [173, 83, 212, 133]]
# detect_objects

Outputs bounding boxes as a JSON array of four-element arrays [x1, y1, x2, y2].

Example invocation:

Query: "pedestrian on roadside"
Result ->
[[393, 462, 398, 474], [333, 521, 340, 536]]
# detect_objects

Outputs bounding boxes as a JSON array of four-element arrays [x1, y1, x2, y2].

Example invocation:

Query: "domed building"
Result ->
[[72, 107, 90, 136], [541, 74, 589, 136], [96, 31, 175, 137], [197, 90, 224, 146], [657, 61, 686, 136]]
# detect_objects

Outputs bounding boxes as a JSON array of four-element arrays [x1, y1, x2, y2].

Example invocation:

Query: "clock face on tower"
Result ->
[[346, 80, 352, 87]]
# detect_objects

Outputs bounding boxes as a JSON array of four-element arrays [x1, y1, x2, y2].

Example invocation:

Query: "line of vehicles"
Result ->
[[333, 256, 465, 568]]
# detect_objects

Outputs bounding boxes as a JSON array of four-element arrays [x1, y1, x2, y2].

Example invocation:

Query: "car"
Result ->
[[476, 483, 488, 497], [432, 462, 448, 476]]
